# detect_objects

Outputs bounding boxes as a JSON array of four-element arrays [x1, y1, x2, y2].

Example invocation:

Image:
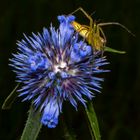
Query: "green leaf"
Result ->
[[85, 101, 101, 140], [20, 106, 42, 140], [105, 46, 126, 54], [2, 83, 20, 110]]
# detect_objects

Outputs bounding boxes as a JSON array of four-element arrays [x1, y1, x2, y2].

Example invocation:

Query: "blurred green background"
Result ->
[[0, 0, 139, 140]]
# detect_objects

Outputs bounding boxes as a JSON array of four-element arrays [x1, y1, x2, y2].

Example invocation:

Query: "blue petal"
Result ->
[[41, 98, 61, 128]]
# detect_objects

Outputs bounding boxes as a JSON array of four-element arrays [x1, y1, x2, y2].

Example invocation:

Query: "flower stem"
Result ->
[[20, 106, 42, 140], [85, 101, 101, 140]]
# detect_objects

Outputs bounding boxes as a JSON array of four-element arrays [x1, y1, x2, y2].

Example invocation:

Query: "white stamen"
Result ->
[[54, 61, 67, 73]]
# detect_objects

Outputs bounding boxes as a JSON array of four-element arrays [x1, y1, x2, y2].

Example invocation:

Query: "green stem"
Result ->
[[85, 101, 101, 140], [20, 106, 42, 140]]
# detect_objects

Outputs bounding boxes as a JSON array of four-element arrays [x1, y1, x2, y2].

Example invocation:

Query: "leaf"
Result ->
[[2, 83, 20, 110], [85, 101, 101, 140], [20, 106, 42, 140], [105, 46, 126, 54]]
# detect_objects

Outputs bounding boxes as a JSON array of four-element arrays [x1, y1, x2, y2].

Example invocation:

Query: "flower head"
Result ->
[[10, 15, 109, 128]]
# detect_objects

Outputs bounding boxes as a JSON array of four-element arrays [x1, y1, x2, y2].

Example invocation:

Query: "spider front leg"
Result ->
[[70, 7, 94, 31]]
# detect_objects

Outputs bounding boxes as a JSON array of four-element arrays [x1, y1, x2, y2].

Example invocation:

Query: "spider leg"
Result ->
[[69, 7, 93, 30], [98, 22, 135, 36]]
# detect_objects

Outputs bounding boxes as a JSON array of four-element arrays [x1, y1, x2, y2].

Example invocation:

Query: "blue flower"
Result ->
[[10, 15, 109, 128]]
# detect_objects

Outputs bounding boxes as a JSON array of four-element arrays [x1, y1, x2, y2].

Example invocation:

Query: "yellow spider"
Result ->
[[69, 7, 134, 54]]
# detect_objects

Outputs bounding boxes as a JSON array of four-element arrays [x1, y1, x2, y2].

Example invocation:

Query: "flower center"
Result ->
[[54, 61, 67, 73]]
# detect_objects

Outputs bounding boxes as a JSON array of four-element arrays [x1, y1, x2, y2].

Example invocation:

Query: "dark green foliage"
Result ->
[[20, 106, 42, 140]]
